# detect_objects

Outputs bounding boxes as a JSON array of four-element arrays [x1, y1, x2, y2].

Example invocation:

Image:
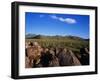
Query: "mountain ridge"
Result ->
[[25, 34, 89, 41]]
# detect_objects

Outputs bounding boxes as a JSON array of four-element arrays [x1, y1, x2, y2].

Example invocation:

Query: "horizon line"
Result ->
[[25, 33, 89, 39]]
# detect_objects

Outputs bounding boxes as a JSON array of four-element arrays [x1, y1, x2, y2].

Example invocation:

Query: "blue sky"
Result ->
[[25, 12, 89, 39]]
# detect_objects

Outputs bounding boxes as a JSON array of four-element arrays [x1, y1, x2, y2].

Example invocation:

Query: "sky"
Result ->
[[25, 12, 89, 39]]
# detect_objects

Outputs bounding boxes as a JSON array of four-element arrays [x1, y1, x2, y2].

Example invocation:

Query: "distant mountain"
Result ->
[[25, 34, 37, 38], [25, 34, 89, 41], [65, 35, 83, 40], [84, 39, 89, 41]]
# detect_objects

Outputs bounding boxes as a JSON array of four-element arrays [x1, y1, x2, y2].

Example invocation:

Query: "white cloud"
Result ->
[[59, 17, 65, 22], [50, 15, 58, 19], [64, 18, 77, 24], [50, 15, 77, 24]]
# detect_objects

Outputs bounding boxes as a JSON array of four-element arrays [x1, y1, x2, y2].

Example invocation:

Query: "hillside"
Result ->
[[25, 34, 89, 55]]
